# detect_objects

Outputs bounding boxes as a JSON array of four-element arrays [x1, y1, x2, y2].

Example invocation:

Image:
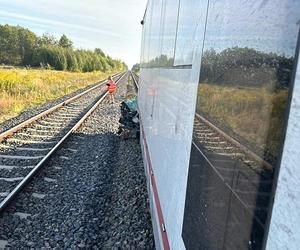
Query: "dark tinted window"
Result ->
[[183, 0, 300, 249]]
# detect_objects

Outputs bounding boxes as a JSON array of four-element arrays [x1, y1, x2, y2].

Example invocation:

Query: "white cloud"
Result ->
[[0, 10, 126, 38], [0, 0, 147, 67]]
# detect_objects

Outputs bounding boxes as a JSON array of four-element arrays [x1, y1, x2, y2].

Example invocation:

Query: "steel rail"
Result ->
[[130, 71, 139, 90], [195, 113, 273, 170], [0, 72, 127, 213], [0, 72, 123, 143]]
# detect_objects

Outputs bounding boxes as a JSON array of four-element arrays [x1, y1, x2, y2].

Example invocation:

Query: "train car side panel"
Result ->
[[266, 45, 300, 250], [138, 0, 209, 248]]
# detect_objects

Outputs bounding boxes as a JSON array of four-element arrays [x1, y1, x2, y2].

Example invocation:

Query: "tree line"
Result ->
[[140, 54, 173, 68], [199, 47, 293, 89], [141, 46, 294, 89], [0, 24, 127, 72]]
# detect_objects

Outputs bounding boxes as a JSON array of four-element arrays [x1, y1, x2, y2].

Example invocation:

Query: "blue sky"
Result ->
[[0, 0, 148, 67]]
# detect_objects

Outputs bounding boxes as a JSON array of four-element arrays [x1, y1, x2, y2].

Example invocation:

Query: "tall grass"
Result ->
[[197, 83, 289, 157], [0, 68, 118, 122]]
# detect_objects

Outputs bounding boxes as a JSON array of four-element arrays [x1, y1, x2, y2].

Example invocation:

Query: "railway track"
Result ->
[[191, 115, 274, 230], [131, 71, 139, 91], [0, 72, 127, 213], [193, 114, 273, 172]]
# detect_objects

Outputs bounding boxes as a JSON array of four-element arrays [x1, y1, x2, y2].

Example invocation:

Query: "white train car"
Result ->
[[138, 0, 300, 249]]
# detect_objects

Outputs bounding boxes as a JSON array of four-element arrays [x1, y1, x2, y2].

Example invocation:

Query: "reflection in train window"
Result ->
[[174, 0, 203, 66], [183, 0, 300, 249], [157, 0, 180, 67], [147, 0, 163, 67]]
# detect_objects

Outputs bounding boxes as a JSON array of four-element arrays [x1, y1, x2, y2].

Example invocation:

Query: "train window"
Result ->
[[173, 0, 202, 66], [182, 0, 300, 249], [157, 0, 180, 67], [147, 0, 163, 67]]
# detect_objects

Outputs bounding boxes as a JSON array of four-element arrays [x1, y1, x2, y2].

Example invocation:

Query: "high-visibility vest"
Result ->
[[107, 80, 117, 93]]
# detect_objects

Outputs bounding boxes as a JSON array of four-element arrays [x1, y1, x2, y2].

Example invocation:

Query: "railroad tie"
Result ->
[[196, 132, 216, 136], [0, 177, 24, 182], [194, 129, 212, 133], [52, 113, 77, 117], [0, 154, 45, 160], [25, 128, 61, 133], [0, 144, 51, 151], [205, 146, 234, 151], [39, 122, 67, 127], [6, 138, 57, 144], [38, 121, 64, 126], [42, 118, 71, 123], [0, 165, 34, 170], [61, 108, 83, 112], [15, 146, 52, 151], [17, 133, 54, 139], [33, 124, 62, 129], [200, 141, 227, 145], [196, 136, 219, 141], [214, 152, 244, 157]]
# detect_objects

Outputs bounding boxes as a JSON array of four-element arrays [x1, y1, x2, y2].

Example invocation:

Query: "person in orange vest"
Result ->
[[106, 76, 117, 103]]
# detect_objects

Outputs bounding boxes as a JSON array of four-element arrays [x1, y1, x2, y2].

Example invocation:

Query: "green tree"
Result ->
[[0, 25, 21, 65], [38, 33, 58, 47], [58, 34, 73, 48], [65, 49, 78, 71], [32, 46, 67, 70], [17, 27, 37, 65], [94, 48, 105, 57], [0, 25, 37, 66], [99, 56, 108, 72]]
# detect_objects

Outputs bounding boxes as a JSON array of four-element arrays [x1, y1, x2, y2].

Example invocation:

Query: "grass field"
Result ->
[[197, 83, 289, 157], [0, 68, 119, 123]]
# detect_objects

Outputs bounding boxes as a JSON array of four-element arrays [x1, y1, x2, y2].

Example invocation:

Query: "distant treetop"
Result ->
[[59, 34, 73, 49]]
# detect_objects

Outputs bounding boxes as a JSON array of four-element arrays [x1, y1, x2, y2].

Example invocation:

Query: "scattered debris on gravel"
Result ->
[[118, 97, 140, 140]]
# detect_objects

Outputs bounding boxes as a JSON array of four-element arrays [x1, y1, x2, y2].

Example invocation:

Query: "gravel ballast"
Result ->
[[0, 74, 154, 249]]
